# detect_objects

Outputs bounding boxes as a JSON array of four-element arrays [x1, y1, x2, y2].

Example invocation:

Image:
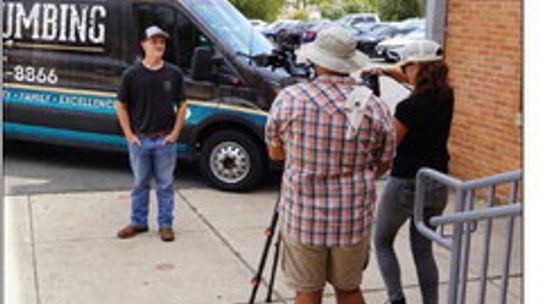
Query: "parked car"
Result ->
[[354, 22, 393, 33], [261, 20, 301, 42], [300, 19, 332, 43], [375, 28, 429, 62], [383, 30, 429, 62], [337, 13, 380, 28], [400, 17, 425, 28], [353, 22, 401, 57], [250, 19, 268, 31]]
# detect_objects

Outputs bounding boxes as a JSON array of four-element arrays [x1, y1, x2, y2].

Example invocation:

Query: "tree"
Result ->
[[418, 0, 427, 16], [320, 0, 377, 20], [289, 9, 310, 20], [364, 0, 378, 11], [296, 0, 331, 9], [379, 0, 421, 21], [308, 0, 331, 5], [320, 4, 346, 20], [230, 0, 286, 21], [343, 0, 377, 14]]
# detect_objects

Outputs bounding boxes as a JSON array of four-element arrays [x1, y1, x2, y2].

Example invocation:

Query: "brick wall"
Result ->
[[445, 0, 522, 179]]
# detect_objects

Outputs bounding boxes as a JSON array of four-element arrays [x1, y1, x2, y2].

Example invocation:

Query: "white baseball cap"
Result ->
[[142, 25, 169, 40], [297, 26, 369, 74], [398, 39, 443, 65]]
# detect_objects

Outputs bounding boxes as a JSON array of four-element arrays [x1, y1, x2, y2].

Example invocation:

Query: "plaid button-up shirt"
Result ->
[[266, 75, 396, 247]]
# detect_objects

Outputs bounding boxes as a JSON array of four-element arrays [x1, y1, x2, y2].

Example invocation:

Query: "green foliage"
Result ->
[[379, 0, 421, 21], [418, 0, 427, 16], [230, 0, 286, 22], [320, 3, 347, 20], [230, 0, 424, 22], [320, 0, 378, 20], [363, 0, 379, 11], [296, 0, 332, 9], [343, 0, 376, 14], [308, 0, 331, 6], [288, 9, 310, 21]]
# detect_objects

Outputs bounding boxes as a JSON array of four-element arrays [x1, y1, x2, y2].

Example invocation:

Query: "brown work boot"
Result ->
[[117, 225, 148, 239], [159, 227, 175, 242]]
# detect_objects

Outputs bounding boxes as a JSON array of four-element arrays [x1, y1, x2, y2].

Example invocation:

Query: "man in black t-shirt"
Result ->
[[116, 26, 186, 242]]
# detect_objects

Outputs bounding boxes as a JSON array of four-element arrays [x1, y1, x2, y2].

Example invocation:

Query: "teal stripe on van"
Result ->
[[4, 122, 125, 145], [186, 103, 267, 127], [4, 123, 189, 153], [4, 86, 117, 115], [4, 86, 268, 127]]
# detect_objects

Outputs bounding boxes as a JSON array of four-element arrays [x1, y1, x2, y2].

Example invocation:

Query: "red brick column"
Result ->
[[445, 0, 523, 179]]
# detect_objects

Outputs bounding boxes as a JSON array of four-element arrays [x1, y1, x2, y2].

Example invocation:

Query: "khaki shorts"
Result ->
[[280, 229, 371, 292]]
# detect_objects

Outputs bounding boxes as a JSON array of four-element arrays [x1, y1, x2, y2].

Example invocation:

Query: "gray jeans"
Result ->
[[374, 176, 447, 304]]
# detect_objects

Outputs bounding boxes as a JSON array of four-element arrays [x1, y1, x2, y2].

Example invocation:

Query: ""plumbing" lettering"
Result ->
[[2, 2, 107, 45]]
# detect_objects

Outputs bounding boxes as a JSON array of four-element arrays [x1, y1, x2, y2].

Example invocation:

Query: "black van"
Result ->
[[3, 0, 303, 191]]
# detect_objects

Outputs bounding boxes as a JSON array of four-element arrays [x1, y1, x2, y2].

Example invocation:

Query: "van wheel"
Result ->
[[199, 130, 265, 191]]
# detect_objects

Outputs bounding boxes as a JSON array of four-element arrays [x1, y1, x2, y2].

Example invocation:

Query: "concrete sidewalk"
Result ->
[[5, 183, 522, 304]]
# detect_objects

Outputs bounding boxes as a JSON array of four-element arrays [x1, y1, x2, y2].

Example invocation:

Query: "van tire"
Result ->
[[199, 130, 265, 191]]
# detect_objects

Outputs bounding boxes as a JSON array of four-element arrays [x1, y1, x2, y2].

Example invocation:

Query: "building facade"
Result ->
[[444, 0, 522, 179]]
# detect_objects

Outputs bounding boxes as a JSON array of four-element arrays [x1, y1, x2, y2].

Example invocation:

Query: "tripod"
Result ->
[[248, 197, 282, 304]]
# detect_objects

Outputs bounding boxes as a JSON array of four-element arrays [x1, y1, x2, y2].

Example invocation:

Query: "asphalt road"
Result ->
[[4, 140, 206, 195]]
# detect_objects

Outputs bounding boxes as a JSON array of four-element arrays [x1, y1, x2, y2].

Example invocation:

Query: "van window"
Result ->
[[186, 0, 273, 57], [135, 3, 212, 72], [172, 11, 211, 71]]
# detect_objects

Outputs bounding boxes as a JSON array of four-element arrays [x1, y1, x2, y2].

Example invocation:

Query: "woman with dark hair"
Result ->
[[368, 40, 454, 304]]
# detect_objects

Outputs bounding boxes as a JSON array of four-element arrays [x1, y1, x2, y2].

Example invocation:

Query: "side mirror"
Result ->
[[190, 46, 215, 81]]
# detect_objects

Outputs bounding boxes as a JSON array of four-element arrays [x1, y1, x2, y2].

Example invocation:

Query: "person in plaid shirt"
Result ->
[[265, 26, 395, 304]]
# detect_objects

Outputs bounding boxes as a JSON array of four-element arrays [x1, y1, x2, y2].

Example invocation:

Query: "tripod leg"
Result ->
[[265, 233, 281, 303], [248, 207, 280, 304]]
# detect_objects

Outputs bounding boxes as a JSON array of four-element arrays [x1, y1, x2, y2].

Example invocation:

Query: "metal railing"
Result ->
[[414, 169, 522, 304]]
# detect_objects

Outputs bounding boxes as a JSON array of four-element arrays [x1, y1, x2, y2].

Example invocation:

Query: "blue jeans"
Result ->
[[128, 136, 177, 228], [374, 177, 448, 304]]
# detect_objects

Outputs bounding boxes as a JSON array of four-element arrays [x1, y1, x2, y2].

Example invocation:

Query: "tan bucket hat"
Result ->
[[298, 26, 370, 74]]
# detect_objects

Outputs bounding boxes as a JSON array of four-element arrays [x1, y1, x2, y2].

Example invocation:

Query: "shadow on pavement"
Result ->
[[4, 140, 280, 195]]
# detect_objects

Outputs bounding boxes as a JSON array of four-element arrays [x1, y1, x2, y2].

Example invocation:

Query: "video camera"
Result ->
[[275, 30, 302, 52], [252, 32, 380, 95], [359, 73, 380, 97], [252, 31, 311, 78]]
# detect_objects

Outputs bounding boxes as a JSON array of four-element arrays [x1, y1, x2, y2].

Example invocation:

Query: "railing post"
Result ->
[[498, 181, 519, 304], [478, 186, 496, 304], [448, 188, 465, 304], [458, 190, 475, 304]]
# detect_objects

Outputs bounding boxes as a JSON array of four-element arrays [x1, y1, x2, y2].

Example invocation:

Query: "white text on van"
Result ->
[[2, 2, 107, 45]]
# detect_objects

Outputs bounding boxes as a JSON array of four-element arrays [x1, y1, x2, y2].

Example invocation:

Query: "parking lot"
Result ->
[[259, 16, 427, 63]]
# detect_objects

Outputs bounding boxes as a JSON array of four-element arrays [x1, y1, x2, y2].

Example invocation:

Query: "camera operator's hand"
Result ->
[[362, 66, 410, 85], [360, 67, 385, 77]]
